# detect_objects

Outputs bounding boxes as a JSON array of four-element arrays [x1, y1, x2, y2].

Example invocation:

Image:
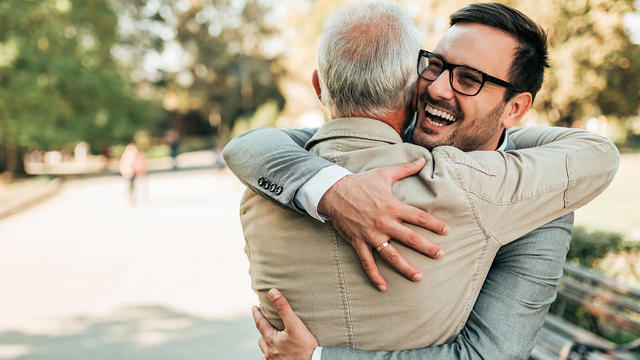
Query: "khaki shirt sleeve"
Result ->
[[438, 127, 619, 246]]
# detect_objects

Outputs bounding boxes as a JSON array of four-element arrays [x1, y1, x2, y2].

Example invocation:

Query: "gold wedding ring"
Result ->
[[375, 241, 390, 252]]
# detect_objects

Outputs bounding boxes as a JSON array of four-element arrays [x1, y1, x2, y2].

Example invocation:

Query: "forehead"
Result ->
[[433, 23, 518, 79]]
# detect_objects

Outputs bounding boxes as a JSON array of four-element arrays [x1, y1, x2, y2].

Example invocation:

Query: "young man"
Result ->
[[225, 2, 619, 359]]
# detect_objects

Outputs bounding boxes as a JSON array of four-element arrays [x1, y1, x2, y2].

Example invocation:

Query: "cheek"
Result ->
[[456, 100, 474, 123], [460, 95, 493, 124]]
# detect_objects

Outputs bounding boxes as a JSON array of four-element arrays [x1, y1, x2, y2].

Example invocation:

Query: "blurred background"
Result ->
[[0, 0, 639, 359]]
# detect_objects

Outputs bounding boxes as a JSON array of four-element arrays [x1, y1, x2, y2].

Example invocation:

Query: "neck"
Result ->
[[332, 107, 410, 135], [476, 129, 505, 151]]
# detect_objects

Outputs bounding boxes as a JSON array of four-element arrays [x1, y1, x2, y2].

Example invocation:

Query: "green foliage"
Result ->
[[530, 0, 640, 126], [112, 0, 286, 139], [0, 0, 159, 176], [230, 100, 281, 139], [567, 226, 640, 267], [567, 226, 625, 266], [145, 144, 170, 159]]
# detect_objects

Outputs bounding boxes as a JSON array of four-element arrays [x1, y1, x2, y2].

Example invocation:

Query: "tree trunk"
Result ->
[[1, 137, 26, 180]]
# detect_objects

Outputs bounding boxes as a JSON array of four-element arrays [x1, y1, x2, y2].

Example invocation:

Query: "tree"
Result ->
[[111, 0, 286, 141], [528, 0, 640, 126], [0, 0, 155, 177]]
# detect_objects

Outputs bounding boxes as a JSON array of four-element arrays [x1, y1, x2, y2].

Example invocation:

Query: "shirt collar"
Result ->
[[497, 130, 509, 151]]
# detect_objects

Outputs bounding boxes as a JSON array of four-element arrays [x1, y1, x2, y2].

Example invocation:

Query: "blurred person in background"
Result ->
[[119, 143, 148, 205], [167, 129, 180, 171], [225, 1, 619, 359]]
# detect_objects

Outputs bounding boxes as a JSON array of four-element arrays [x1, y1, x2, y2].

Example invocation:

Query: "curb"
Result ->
[[0, 178, 64, 221]]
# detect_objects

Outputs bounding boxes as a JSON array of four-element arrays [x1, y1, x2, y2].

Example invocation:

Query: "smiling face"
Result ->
[[412, 23, 519, 151]]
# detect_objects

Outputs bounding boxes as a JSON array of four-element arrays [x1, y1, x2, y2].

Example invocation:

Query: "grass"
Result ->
[[574, 152, 640, 240]]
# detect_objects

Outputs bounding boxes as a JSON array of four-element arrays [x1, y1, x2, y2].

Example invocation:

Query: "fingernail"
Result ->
[[435, 250, 443, 258], [414, 158, 423, 164], [442, 225, 449, 234], [412, 273, 423, 281], [268, 289, 280, 300], [377, 284, 386, 292]]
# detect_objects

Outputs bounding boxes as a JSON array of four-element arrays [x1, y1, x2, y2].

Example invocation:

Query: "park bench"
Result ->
[[530, 263, 640, 360]]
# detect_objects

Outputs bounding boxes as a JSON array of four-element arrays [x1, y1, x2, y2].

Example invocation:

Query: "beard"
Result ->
[[413, 92, 506, 152]]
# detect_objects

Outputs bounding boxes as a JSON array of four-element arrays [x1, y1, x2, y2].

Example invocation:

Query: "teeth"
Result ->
[[425, 104, 457, 123], [427, 117, 446, 127]]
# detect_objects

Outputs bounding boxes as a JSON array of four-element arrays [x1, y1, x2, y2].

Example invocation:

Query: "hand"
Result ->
[[252, 289, 319, 360], [317, 158, 448, 291]]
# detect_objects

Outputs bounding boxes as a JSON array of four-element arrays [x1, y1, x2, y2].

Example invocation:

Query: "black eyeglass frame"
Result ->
[[417, 49, 523, 96]]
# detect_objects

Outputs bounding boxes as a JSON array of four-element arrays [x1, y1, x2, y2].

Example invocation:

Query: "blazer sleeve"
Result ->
[[223, 126, 333, 212], [446, 126, 619, 245]]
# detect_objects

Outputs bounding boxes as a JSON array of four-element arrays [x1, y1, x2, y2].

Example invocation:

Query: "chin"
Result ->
[[415, 126, 453, 148], [413, 133, 444, 150]]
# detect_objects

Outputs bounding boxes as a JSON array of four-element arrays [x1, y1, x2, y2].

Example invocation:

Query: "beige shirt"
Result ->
[[240, 118, 619, 350]]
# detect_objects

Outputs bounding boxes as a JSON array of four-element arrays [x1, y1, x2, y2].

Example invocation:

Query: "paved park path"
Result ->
[[0, 169, 261, 360]]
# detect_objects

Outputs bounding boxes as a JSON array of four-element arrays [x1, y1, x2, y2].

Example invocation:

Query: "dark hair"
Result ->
[[450, 3, 549, 102]]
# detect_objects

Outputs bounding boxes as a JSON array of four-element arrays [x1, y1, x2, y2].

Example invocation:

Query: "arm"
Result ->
[[449, 126, 618, 244], [223, 126, 332, 213], [254, 214, 574, 360]]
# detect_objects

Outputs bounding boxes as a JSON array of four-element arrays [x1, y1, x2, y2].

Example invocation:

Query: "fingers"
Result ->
[[258, 336, 268, 355], [252, 305, 276, 338], [385, 158, 426, 183], [398, 203, 449, 235], [352, 240, 387, 291], [377, 243, 423, 282], [268, 289, 304, 331], [385, 220, 443, 259]]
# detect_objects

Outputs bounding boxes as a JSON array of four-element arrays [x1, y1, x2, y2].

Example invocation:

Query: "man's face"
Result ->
[[412, 23, 518, 151]]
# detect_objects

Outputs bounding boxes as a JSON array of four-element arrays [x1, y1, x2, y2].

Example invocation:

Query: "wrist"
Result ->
[[317, 174, 349, 217], [295, 166, 351, 221]]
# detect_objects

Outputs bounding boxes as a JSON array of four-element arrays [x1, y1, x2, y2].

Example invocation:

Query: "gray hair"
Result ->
[[317, 1, 422, 117]]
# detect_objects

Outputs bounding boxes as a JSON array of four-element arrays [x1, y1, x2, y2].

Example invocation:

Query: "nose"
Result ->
[[427, 70, 455, 101]]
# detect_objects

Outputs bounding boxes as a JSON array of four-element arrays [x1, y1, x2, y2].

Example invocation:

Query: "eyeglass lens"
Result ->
[[418, 54, 484, 96]]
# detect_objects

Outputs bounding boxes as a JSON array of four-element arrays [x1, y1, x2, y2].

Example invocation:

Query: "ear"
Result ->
[[312, 69, 322, 101], [502, 92, 532, 129]]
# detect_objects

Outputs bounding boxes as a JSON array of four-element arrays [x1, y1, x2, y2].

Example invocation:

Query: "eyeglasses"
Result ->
[[417, 50, 522, 96]]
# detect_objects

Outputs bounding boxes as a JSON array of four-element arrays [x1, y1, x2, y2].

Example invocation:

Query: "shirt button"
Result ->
[[263, 179, 271, 189], [275, 186, 283, 195], [257, 177, 265, 187], [269, 183, 277, 192]]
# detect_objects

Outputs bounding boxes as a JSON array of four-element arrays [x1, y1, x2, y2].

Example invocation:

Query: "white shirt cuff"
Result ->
[[293, 165, 352, 222], [311, 346, 323, 360]]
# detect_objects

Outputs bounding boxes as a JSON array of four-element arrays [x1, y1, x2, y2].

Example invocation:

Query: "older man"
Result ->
[[224, 2, 619, 359]]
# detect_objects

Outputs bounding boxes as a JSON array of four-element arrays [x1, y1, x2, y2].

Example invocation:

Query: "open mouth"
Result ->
[[424, 104, 458, 128]]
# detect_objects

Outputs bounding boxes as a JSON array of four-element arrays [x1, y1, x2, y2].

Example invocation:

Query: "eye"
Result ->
[[462, 74, 481, 83], [455, 68, 482, 87], [427, 61, 442, 71]]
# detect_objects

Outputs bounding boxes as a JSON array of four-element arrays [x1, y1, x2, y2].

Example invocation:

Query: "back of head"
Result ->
[[450, 3, 549, 102], [317, 1, 422, 118]]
